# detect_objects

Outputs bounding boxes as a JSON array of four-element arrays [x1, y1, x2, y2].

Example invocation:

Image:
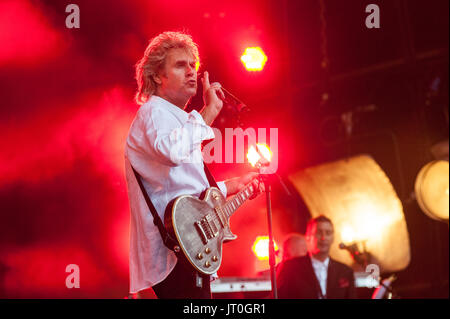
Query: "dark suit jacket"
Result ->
[[276, 255, 356, 299]]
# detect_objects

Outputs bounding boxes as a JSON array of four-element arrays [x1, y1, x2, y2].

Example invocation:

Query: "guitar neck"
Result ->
[[221, 182, 256, 218]]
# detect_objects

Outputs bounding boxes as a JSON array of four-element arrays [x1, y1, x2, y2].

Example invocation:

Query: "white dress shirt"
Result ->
[[310, 255, 330, 298], [125, 95, 227, 293]]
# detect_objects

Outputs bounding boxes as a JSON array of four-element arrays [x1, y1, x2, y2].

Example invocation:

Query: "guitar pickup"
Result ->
[[194, 220, 209, 245]]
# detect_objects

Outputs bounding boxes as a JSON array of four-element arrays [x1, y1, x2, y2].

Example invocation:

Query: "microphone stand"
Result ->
[[258, 169, 278, 299], [224, 86, 282, 298]]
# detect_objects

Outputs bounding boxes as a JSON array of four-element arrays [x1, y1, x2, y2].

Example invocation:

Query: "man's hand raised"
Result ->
[[200, 71, 225, 126]]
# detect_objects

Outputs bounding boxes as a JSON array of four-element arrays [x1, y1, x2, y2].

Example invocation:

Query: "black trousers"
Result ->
[[152, 257, 211, 299]]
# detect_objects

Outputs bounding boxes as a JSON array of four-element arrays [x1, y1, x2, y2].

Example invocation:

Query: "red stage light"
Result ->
[[247, 144, 273, 168], [252, 236, 279, 260], [240, 47, 267, 71]]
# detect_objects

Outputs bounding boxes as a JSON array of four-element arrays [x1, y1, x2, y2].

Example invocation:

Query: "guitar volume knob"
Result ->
[[205, 248, 211, 254], [212, 256, 218, 262], [196, 253, 203, 260], [205, 261, 211, 268]]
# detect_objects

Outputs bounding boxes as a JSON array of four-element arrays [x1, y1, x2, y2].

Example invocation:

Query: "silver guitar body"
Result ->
[[165, 187, 237, 275]]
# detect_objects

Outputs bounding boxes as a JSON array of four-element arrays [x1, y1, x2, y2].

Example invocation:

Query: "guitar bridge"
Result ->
[[194, 213, 220, 245]]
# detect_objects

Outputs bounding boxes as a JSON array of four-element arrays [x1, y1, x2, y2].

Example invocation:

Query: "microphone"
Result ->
[[339, 242, 362, 254], [372, 274, 397, 299], [339, 242, 370, 266], [221, 87, 250, 114]]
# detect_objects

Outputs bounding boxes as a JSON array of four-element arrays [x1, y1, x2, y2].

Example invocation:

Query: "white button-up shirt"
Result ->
[[124, 95, 227, 293], [310, 255, 330, 298]]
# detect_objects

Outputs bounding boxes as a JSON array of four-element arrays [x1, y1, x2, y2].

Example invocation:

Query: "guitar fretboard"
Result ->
[[221, 183, 256, 218]]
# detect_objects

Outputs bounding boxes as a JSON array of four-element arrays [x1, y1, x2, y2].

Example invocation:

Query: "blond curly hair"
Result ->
[[134, 31, 199, 105]]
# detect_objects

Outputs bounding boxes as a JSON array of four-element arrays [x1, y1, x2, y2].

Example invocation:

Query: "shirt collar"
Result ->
[[150, 95, 189, 119], [310, 254, 330, 268]]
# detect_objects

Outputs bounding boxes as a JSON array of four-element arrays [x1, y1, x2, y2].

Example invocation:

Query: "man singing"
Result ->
[[124, 31, 259, 299]]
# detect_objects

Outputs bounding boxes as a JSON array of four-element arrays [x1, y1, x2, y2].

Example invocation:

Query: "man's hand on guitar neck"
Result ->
[[224, 172, 264, 198]]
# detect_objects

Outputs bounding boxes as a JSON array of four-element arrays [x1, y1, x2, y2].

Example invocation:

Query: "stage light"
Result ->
[[341, 225, 356, 244], [288, 155, 410, 273], [415, 160, 449, 222], [247, 146, 260, 167], [240, 47, 267, 71], [247, 144, 272, 168], [195, 61, 200, 72], [252, 236, 279, 260]]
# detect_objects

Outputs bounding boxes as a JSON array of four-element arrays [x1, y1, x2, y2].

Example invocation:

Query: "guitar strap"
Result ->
[[131, 165, 179, 253], [131, 162, 219, 253], [202, 162, 219, 189]]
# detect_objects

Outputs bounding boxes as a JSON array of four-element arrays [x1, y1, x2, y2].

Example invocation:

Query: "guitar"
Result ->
[[164, 181, 258, 275]]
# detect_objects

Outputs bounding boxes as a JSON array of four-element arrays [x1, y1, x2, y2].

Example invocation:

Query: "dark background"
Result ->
[[0, 0, 448, 298]]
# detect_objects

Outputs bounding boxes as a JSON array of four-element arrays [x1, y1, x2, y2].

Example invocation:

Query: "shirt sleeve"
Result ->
[[144, 108, 215, 166]]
